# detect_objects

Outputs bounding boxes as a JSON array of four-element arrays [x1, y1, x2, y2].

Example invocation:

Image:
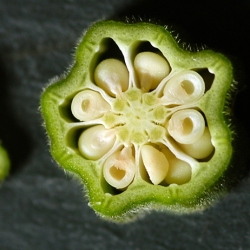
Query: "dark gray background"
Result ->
[[1, 0, 250, 249]]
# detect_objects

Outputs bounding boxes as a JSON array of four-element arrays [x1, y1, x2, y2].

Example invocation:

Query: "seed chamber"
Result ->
[[68, 38, 215, 194]]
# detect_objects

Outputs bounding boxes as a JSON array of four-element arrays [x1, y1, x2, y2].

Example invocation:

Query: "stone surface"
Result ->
[[0, 0, 250, 249]]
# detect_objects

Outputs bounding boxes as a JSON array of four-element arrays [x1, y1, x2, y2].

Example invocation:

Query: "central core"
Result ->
[[103, 88, 168, 145]]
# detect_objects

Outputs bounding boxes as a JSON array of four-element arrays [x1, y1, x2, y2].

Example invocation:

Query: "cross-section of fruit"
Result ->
[[41, 21, 234, 221]]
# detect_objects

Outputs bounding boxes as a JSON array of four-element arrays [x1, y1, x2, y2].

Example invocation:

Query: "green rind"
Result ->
[[0, 144, 10, 182], [41, 20, 234, 222]]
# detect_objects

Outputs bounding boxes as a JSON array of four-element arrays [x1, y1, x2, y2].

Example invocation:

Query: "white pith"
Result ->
[[71, 50, 214, 190]]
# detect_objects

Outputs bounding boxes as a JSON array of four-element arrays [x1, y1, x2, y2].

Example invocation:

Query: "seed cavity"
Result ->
[[71, 90, 110, 121], [161, 147, 192, 185], [141, 145, 169, 185], [94, 59, 129, 97], [162, 70, 205, 105], [103, 147, 136, 189], [167, 109, 205, 144], [134, 52, 171, 92], [78, 125, 116, 160], [179, 127, 214, 159], [165, 158, 192, 185]]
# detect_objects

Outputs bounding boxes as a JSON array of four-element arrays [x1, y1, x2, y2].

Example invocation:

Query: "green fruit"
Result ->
[[41, 20, 235, 222], [0, 144, 10, 182]]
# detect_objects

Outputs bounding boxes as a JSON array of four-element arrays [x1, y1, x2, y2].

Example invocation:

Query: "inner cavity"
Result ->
[[81, 99, 90, 111], [181, 80, 194, 95], [182, 117, 193, 135], [110, 167, 126, 180]]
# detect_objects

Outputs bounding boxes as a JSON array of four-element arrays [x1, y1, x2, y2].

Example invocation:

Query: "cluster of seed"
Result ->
[[70, 50, 214, 191]]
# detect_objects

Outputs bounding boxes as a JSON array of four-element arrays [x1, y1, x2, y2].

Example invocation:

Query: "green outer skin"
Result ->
[[0, 144, 10, 182], [41, 21, 233, 222]]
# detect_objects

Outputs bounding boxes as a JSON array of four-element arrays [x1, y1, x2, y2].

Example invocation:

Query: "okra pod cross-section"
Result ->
[[41, 20, 235, 222]]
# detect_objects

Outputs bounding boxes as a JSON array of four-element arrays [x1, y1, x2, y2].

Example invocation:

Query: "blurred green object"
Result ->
[[0, 144, 10, 182]]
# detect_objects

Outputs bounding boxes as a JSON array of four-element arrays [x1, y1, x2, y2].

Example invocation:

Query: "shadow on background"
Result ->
[[111, 0, 250, 188], [112, 0, 250, 55], [0, 55, 32, 175]]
